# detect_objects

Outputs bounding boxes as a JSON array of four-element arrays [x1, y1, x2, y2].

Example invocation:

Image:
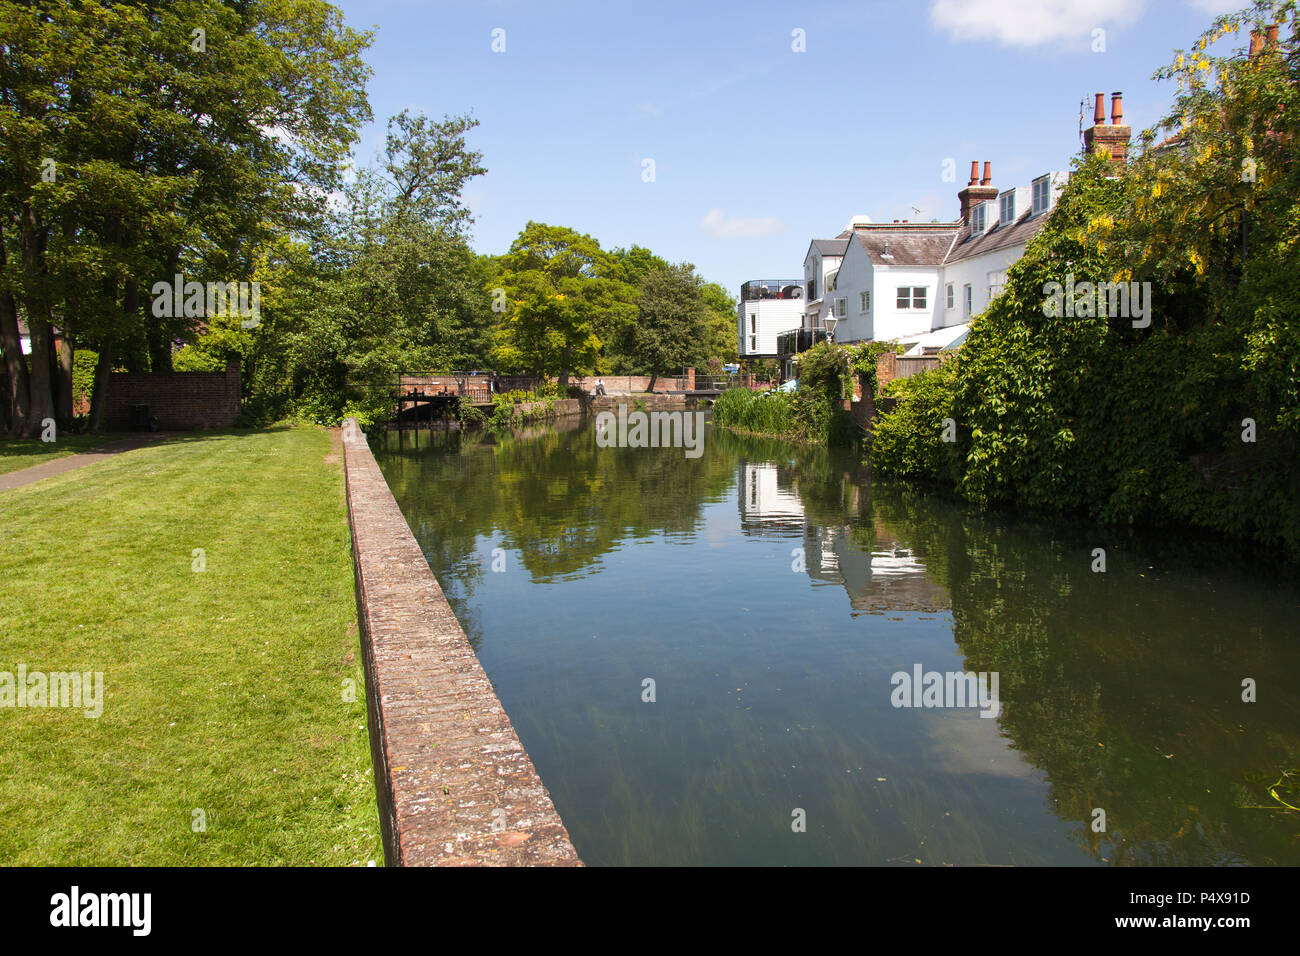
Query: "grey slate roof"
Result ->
[[811, 238, 850, 256], [851, 225, 960, 266], [942, 208, 1049, 265]]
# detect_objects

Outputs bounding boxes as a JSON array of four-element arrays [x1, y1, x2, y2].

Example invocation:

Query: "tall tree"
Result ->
[[623, 263, 709, 390], [491, 222, 633, 385], [0, 0, 373, 434]]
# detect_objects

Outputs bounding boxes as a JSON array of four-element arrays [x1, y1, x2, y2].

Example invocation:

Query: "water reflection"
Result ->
[[373, 420, 1300, 866]]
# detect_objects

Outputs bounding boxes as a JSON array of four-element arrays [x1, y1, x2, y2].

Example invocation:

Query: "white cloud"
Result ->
[[929, 0, 1145, 47], [700, 208, 786, 239], [637, 103, 663, 117]]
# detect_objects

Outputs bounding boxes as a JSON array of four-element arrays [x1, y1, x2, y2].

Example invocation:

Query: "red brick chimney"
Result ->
[[958, 160, 998, 225], [1082, 91, 1131, 175]]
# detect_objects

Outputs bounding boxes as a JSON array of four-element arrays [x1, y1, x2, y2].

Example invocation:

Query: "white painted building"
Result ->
[[737, 279, 805, 358], [783, 99, 1130, 360]]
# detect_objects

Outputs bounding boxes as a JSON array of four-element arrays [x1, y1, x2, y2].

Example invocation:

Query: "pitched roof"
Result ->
[[943, 208, 1048, 265], [811, 238, 850, 256], [851, 224, 961, 267]]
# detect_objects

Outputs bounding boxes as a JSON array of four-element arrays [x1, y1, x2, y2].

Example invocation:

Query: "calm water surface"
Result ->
[[374, 416, 1300, 866]]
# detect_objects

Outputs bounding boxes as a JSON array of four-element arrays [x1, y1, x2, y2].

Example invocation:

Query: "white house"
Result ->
[[785, 96, 1129, 358], [795, 163, 1067, 356], [737, 279, 805, 358]]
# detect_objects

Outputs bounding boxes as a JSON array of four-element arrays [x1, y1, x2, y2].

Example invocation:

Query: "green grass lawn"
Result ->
[[0, 433, 122, 475], [0, 426, 382, 865]]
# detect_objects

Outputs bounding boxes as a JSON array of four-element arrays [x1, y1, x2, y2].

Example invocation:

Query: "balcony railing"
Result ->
[[776, 327, 828, 356], [741, 279, 805, 302]]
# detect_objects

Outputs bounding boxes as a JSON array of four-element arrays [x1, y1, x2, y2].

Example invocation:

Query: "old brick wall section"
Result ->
[[106, 361, 241, 430], [341, 419, 581, 866]]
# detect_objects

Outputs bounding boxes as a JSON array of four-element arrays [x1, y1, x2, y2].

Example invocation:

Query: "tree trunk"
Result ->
[[0, 290, 30, 436], [647, 372, 658, 393], [149, 249, 178, 372], [88, 338, 113, 432], [54, 334, 73, 419], [18, 204, 55, 435], [148, 314, 172, 373]]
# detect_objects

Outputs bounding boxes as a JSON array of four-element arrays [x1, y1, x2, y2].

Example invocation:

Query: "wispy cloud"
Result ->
[[700, 208, 786, 239], [929, 0, 1144, 46], [637, 103, 663, 118]]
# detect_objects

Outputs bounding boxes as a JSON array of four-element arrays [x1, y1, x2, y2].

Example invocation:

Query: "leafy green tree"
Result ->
[[491, 222, 633, 385], [619, 263, 708, 389], [0, 0, 373, 434], [700, 281, 738, 364]]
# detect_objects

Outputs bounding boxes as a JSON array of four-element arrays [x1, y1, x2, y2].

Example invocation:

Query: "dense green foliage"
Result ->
[[872, 2, 1300, 556], [2, 3, 740, 435], [712, 387, 796, 436], [0, 0, 373, 434], [713, 341, 861, 445]]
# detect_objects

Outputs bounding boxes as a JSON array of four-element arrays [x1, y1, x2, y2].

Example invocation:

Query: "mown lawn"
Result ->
[[0, 433, 118, 475], [0, 426, 382, 865]]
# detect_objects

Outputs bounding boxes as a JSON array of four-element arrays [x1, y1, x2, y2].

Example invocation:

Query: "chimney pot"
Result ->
[[1250, 29, 1264, 55], [968, 161, 979, 185], [1266, 24, 1279, 47], [1093, 93, 1105, 125], [1111, 92, 1124, 125], [981, 161, 992, 186]]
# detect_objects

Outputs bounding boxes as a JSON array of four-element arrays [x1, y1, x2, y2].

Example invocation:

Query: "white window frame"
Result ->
[[860, 290, 870, 313], [897, 286, 927, 310], [945, 284, 954, 310], [1032, 176, 1051, 215], [1000, 192, 1015, 224], [963, 284, 973, 318], [970, 203, 986, 236], [836, 297, 847, 318], [987, 271, 1006, 300]]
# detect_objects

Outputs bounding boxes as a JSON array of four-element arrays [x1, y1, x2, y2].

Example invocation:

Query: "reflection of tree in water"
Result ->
[[869, 482, 1300, 865], [375, 419, 738, 589]]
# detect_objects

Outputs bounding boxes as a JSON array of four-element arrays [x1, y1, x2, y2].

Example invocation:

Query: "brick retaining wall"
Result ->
[[106, 361, 241, 430], [341, 418, 581, 866]]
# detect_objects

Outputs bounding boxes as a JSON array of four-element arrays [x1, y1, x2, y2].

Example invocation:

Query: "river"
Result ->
[[373, 415, 1300, 866]]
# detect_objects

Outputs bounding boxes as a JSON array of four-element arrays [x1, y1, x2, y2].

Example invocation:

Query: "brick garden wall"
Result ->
[[341, 419, 581, 866], [106, 361, 241, 430], [569, 369, 695, 394]]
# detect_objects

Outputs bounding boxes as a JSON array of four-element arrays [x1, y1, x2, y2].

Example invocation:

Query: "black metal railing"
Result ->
[[741, 279, 804, 302], [776, 328, 828, 356]]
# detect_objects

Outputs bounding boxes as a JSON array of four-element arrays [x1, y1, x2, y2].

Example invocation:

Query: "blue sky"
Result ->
[[334, 0, 1247, 296]]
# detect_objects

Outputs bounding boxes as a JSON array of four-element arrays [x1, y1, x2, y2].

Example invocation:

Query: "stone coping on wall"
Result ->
[[341, 418, 581, 866]]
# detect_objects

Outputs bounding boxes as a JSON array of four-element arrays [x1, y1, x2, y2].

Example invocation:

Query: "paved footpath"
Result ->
[[0, 435, 167, 492]]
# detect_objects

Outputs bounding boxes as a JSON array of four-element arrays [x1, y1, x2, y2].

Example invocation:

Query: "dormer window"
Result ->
[[1032, 175, 1052, 215], [1000, 191, 1016, 224], [970, 202, 987, 237]]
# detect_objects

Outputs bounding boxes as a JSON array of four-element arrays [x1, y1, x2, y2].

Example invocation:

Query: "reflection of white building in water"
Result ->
[[737, 461, 804, 536], [734, 458, 949, 612], [804, 526, 949, 614]]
